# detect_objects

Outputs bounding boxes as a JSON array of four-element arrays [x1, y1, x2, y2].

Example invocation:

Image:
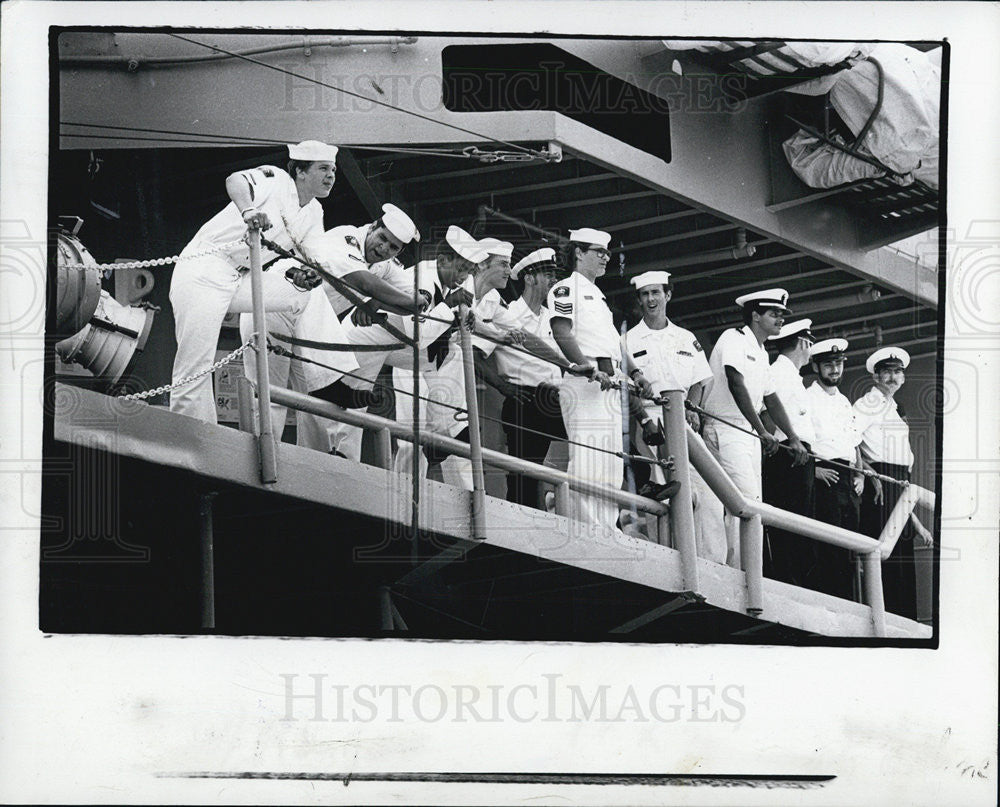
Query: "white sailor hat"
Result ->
[[768, 318, 813, 341], [568, 228, 612, 249], [287, 140, 339, 162], [445, 225, 490, 264], [810, 338, 849, 362], [477, 238, 514, 260], [631, 270, 672, 289], [866, 346, 910, 374], [735, 288, 790, 312], [380, 203, 420, 243], [511, 247, 557, 279]]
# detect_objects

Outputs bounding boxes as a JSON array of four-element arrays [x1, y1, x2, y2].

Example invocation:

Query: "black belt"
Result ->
[[595, 357, 614, 375]]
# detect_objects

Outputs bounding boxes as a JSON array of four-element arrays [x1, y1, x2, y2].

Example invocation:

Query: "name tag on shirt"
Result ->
[[746, 354, 756, 362], [677, 350, 692, 357], [632, 350, 648, 358]]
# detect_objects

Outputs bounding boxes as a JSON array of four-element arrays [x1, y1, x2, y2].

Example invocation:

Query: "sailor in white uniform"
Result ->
[[626, 270, 726, 561], [390, 226, 485, 488], [762, 318, 818, 584], [239, 204, 424, 451], [805, 337, 863, 599], [548, 228, 636, 532], [854, 346, 932, 619], [702, 288, 808, 565], [474, 247, 569, 508], [169, 140, 338, 423]]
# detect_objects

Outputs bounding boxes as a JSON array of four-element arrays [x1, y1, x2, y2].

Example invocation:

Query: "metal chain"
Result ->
[[116, 334, 258, 401], [61, 238, 247, 271]]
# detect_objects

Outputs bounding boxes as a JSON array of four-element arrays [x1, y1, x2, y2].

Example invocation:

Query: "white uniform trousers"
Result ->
[[702, 418, 762, 567], [238, 297, 359, 451], [323, 311, 416, 461], [640, 403, 727, 564], [392, 352, 472, 490], [169, 251, 353, 424], [560, 374, 623, 532]]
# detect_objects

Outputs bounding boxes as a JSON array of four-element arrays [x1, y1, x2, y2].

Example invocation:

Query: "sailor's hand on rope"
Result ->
[[241, 207, 271, 231], [461, 310, 476, 332], [629, 369, 654, 399], [872, 476, 884, 505], [760, 431, 780, 457], [852, 473, 865, 497], [351, 307, 380, 328], [284, 266, 323, 291], [787, 436, 809, 467], [592, 370, 615, 391], [685, 408, 700, 432], [444, 287, 474, 309], [503, 329, 527, 346]]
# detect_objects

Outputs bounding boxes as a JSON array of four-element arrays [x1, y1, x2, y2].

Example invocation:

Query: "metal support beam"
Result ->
[[862, 553, 887, 638], [338, 148, 386, 218], [661, 393, 699, 592], [459, 303, 488, 540], [247, 228, 278, 484], [198, 491, 218, 630], [609, 593, 699, 634]]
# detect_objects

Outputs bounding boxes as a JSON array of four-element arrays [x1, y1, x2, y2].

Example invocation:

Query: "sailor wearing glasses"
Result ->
[[548, 228, 640, 532]]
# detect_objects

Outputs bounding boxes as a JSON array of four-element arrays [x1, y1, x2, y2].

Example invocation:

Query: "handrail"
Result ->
[[269, 386, 671, 518], [247, 228, 277, 484]]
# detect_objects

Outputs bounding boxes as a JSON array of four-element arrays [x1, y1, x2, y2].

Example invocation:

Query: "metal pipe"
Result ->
[[236, 376, 254, 433], [411, 262, 421, 562], [621, 320, 640, 530], [878, 483, 922, 560], [373, 427, 393, 470], [661, 392, 699, 590], [554, 481, 571, 516], [198, 492, 217, 630], [378, 586, 394, 631], [248, 228, 278, 484], [862, 552, 887, 637], [458, 303, 488, 541], [740, 514, 764, 616], [687, 428, 881, 552], [479, 206, 566, 244], [61, 36, 419, 68], [270, 386, 670, 517]]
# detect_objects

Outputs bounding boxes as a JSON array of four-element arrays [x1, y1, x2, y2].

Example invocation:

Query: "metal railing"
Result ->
[[236, 241, 933, 638]]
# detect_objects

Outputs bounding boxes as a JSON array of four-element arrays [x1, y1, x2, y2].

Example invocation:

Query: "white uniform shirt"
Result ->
[[769, 353, 817, 444], [854, 386, 914, 468], [470, 289, 521, 357], [316, 223, 412, 315], [703, 326, 775, 425], [491, 297, 562, 387], [546, 272, 622, 363], [186, 165, 324, 267], [806, 381, 863, 460], [626, 318, 711, 395]]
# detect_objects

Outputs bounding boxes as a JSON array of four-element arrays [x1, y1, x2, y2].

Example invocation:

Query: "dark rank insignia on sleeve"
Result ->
[[553, 286, 570, 298], [693, 340, 703, 351], [345, 234, 360, 249], [261, 167, 274, 177]]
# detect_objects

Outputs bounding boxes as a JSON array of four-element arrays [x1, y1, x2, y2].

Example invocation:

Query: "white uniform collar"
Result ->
[[573, 270, 603, 295]]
